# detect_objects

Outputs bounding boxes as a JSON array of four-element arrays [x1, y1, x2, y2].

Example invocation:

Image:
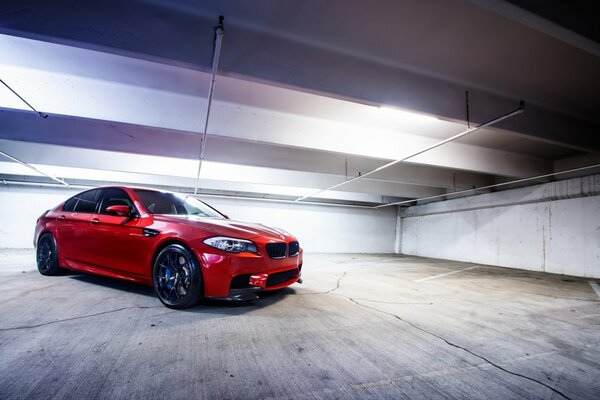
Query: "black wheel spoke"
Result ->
[[156, 249, 193, 303], [38, 239, 48, 270], [153, 245, 200, 308], [168, 252, 177, 270], [168, 282, 179, 300], [37, 234, 59, 275]]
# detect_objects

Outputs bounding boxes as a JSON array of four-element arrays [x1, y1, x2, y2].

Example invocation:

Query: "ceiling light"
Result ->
[[377, 106, 442, 124]]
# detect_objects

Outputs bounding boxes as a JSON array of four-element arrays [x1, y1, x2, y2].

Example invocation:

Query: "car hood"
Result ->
[[153, 215, 292, 241]]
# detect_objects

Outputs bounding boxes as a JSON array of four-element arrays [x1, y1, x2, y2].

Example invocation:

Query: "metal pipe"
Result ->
[[1, 179, 88, 190], [194, 15, 225, 195], [296, 101, 525, 202], [0, 78, 48, 119], [465, 91, 470, 129], [193, 193, 375, 209], [3, 162, 597, 209], [375, 162, 600, 208], [0, 150, 69, 186], [0, 179, 374, 209]]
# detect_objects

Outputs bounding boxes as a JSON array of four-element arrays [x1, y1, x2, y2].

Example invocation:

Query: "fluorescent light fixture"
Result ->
[[377, 105, 442, 124]]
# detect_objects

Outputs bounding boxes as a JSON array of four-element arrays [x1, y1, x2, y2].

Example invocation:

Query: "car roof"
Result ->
[[77, 185, 199, 198], [101, 185, 200, 197]]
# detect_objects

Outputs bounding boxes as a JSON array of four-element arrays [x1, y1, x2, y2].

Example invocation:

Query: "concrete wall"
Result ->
[[0, 184, 397, 253], [4, 176, 599, 278], [401, 174, 600, 278], [0, 185, 81, 248]]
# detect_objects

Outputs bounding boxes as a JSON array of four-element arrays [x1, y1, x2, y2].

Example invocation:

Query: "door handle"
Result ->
[[58, 215, 65, 221], [90, 218, 100, 225]]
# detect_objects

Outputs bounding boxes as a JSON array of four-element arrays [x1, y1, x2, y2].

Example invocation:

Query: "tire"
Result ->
[[152, 244, 203, 309], [36, 233, 62, 276]]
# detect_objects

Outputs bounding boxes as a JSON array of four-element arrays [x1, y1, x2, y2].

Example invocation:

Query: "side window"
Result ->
[[99, 188, 134, 215], [62, 197, 78, 212], [73, 189, 102, 213]]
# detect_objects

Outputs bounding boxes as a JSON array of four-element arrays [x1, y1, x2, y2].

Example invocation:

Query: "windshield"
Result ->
[[134, 189, 224, 218]]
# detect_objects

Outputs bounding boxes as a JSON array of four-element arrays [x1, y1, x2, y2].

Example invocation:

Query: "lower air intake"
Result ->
[[267, 269, 299, 287]]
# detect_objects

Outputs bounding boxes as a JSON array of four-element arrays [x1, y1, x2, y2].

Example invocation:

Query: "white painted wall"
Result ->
[[401, 174, 600, 278], [208, 197, 397, 253], [0, 185, 81, 248], [0, 185, 397, 253], [4, 176, 598, 277]]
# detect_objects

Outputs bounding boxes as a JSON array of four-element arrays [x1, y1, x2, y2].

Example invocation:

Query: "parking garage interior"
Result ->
[[0, 1, 599, 399]]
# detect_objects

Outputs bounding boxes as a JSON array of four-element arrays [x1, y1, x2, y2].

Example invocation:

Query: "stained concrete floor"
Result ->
[[0, 250, 599, 400]]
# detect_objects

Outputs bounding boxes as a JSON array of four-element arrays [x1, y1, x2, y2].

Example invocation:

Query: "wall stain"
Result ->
[[540, 203, 549, 273]]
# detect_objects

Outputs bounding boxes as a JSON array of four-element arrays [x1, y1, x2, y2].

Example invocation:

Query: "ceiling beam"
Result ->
[[0, 34, 552, 178], [0, 105, 550, 181], [1, 1, 597, 151], [0, 109, 495, 191], [0, 140, 447, 201]]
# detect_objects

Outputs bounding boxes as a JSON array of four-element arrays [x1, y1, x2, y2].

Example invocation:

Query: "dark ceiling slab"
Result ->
[[1, 0, 599, 152], [506, 0, 599, 43]]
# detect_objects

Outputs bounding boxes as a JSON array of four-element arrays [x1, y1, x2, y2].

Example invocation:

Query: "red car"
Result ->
[[34, 186, 303, 308]]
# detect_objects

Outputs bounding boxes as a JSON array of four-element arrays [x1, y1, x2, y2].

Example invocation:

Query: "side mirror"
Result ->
[[106, 205, 131, 216]]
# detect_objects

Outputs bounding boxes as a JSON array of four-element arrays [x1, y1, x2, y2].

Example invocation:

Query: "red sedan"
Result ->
[[34, 186, 303, 308]]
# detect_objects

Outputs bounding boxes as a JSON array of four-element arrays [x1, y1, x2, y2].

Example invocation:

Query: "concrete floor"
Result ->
[[0, 250, 599, 400]]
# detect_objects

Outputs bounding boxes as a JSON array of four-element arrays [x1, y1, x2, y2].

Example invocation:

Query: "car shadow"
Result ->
[[67, 272, 297, 313], [181, 287, 297, 315], [69, 273, 156, 298]]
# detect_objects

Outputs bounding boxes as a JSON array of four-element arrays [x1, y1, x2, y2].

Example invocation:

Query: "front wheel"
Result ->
[[152, 244, 203, 309], [36, 233, 62, 276]]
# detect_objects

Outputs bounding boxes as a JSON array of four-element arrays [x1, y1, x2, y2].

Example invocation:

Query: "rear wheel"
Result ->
[[152, 244, 203, 309], [36, 233, 62, 276]]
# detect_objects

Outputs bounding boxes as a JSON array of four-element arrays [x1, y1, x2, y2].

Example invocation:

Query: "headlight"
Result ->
[[203, 236, 257, 253]]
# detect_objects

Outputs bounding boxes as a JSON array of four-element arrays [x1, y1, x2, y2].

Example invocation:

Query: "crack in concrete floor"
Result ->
[[0, 264, 588, 399], [300, 269, 575, 400], [0, 305, 163, 332], [293, 269, 574, 400], [347, 297, 573, 400]]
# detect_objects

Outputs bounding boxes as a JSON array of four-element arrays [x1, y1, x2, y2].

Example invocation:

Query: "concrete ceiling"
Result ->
[[0, 0, 598, 205]]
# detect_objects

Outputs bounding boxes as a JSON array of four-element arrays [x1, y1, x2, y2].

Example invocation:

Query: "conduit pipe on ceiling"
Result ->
[[376, 162, 600, 208], [194, 16, 225, 195], [0, 179, 375, 209], [0, 78, 48, 119], [2, 163, 598, 209], [1, 180, 84, 190], [295, 101, 525, 202], [0, 150, 69, 186]]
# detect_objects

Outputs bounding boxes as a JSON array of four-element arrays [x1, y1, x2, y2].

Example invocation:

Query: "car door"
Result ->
[[55, 188, 102, 267], [85, 188, 151, 278]]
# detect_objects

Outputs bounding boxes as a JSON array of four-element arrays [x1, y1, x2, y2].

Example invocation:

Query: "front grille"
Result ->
[[267, 268, 299, 287], [266, 242, 287, 259], [288, 241, 299, 257]]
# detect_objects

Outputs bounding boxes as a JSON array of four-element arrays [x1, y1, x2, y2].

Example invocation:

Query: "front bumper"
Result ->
[[205, 268, 302, 301], [197, 247, 303, 298]]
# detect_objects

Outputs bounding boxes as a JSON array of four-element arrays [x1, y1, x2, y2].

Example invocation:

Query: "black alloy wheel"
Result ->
[[152, 244, 203, 309], [36, 233, 62, 275]]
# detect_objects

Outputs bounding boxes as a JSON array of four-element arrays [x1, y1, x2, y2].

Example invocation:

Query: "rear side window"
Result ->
[[99, 188, 135, 214], [73, 189, 102, 213], [62, 197, 78, 212]]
